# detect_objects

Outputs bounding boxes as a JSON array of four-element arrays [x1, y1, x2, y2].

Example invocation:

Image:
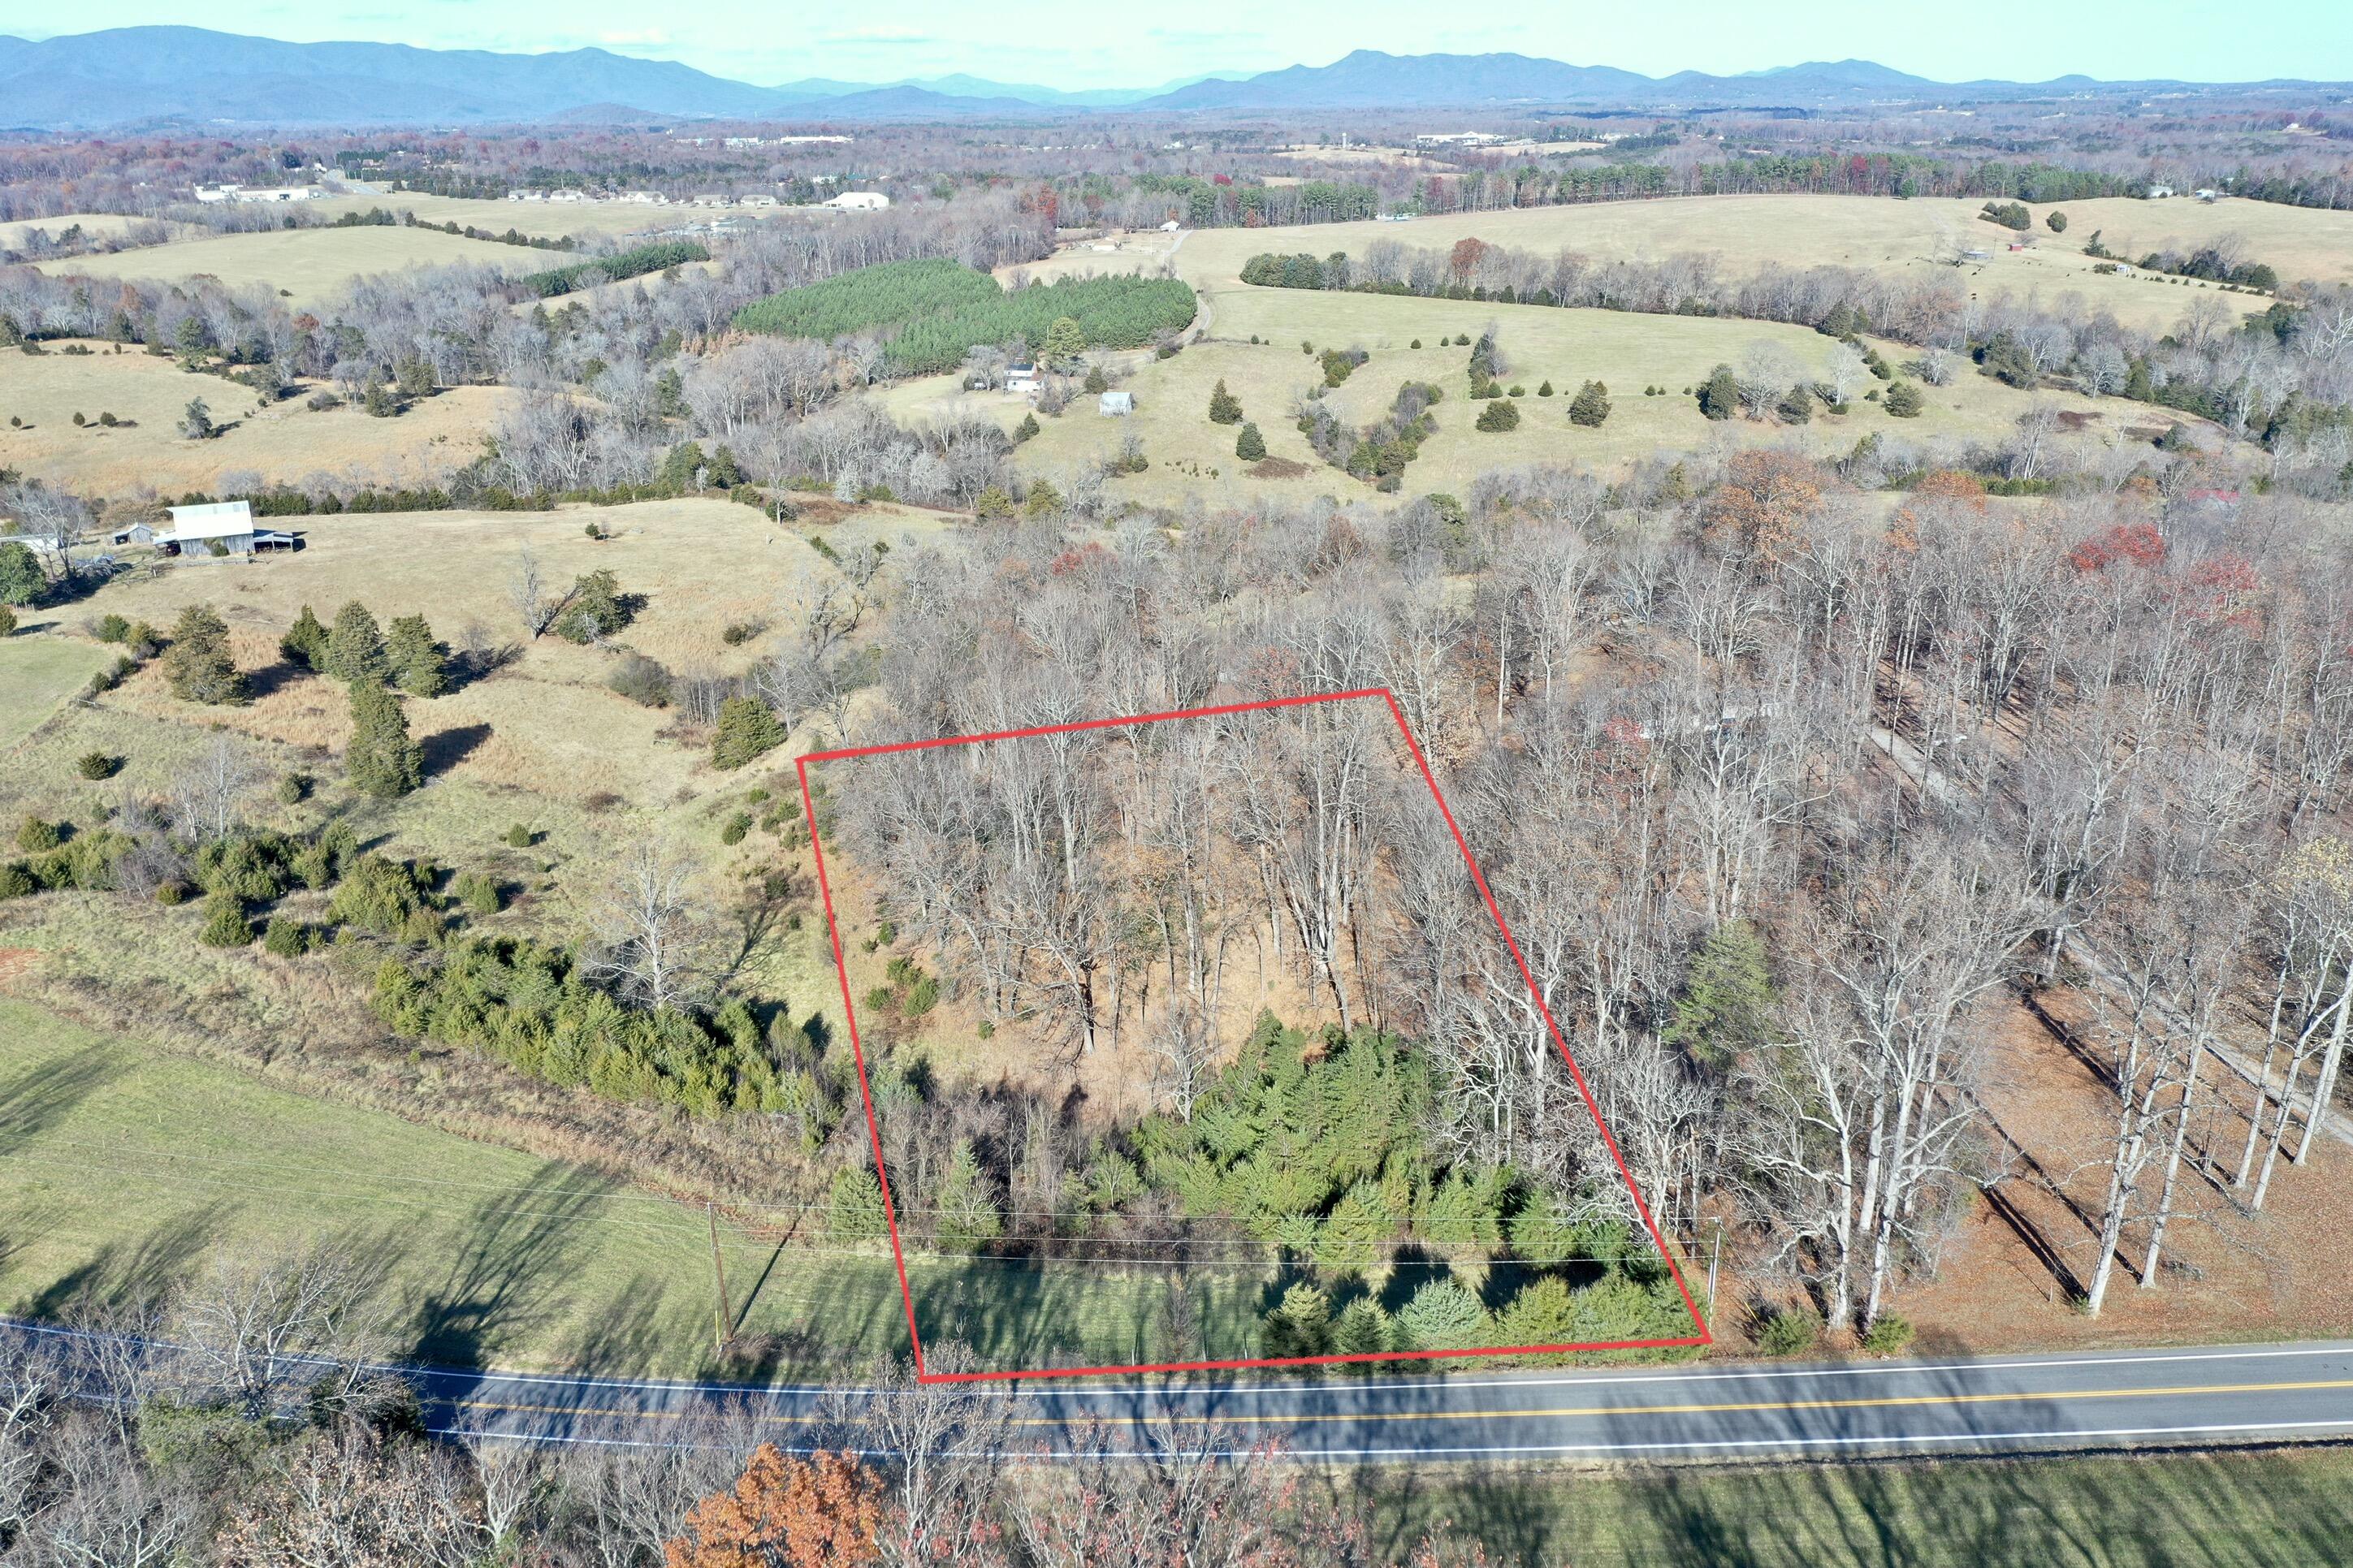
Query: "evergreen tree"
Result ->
[[1474, 400, 1520, 432], [178, 397, 213, 440], [1082, 364, 1108, 395], [933, 1140, 1003, 1251], [280, 604, 328, 671], [1698, 364, 1740, 420], [553, 568, 629, 643], [162, 603, 246, 705], [1023, 479, 1063, 518], [659, 440, 707, 489], [197, 893, 253, 948], [1568, 379, 1612, 427], [1660, 919, 1776, 1069], [1777, 382, 1815, 424], [1330, 1298, 1392, 1360], [0, 542, 43, 606], [324, 601, 387, 684], [972, 484, 1014, 521], [1884, 379, 1926, 418], [387, 613, 448, 697], [1014, 412, 1040, 443], [2046, 209, 2069, 234], [1261, 1281, 1332, 1359], [1039, 315, 1087, 363], [712, 696, 785, 770], [346, 680, 422, 799], [1207, 378, 1244, 425], [1235, 422, 1267, 460]]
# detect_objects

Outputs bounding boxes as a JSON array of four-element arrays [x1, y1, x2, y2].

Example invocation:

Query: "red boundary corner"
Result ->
[[795, 688, 1714, 1384]]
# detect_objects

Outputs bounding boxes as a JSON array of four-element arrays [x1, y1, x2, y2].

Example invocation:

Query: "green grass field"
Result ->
[[0, 632, 113, 749], [31, 224, 529, 308], [1347, 1446, 2353, 1567], [0, 995, 1274, 1376]]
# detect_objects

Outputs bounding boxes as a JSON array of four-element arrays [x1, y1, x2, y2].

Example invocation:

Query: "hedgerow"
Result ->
[[735, 260, 1196, 377], [371, 936, 808, 1118]]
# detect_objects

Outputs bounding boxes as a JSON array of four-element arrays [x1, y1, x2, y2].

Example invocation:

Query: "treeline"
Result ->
[[735, 261, 1196, 376], [517, 238, 710, 298]]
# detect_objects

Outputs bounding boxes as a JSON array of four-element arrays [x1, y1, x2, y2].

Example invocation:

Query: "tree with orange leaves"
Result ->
[[1700, 450, 1823, 564], [664, 1446, 884, 1568]]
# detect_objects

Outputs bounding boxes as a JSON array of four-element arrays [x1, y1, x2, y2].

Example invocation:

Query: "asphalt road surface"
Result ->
[[17, 1320, 2348, 1460]]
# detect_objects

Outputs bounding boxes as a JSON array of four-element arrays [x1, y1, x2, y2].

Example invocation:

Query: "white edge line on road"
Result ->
[[433, 1415, 2353, 1458], [14, 1319, 2351, 1409]]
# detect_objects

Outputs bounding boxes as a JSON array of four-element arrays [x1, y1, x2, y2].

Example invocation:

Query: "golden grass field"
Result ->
[[0, 211, 184, 251], [1164, 194, 2315, 335], [309, 191, 687, 242], [0, 340, 508, 495], [31, 224, 530, 307]]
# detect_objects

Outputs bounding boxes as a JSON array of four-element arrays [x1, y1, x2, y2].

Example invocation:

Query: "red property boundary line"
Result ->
[[795, 688, 1714, 1384]]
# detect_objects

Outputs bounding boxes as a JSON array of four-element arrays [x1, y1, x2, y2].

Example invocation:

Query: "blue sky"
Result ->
[[11, 1, 2347, 87]]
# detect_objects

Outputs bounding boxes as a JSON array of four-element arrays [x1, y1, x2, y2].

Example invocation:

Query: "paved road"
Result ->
[[17, 1320, 2348, 1459]]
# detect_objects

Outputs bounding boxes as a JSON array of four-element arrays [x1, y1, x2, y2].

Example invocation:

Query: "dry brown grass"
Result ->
[[0, 212, 189, 250], [0, 341, 505, 495], [1165, 194, 2325, 335]]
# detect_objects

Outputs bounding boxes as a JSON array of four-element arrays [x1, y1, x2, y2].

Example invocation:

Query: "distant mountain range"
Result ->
[[0, 28, 2338, 131]]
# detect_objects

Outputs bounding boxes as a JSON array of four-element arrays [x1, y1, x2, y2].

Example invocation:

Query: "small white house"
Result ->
[[1159, 219, 1181, 232], [1006, 362, 1040, 395], [1098, 391, 1134, 417], [822, 191, 890, 213]]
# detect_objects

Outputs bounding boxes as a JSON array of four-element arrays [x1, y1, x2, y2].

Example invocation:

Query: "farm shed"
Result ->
[[1099, 391, 1134, 416], [153, 500, 289, 558]]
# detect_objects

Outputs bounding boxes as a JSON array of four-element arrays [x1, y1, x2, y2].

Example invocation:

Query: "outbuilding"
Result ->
[[1098, 391, 1134, 417]]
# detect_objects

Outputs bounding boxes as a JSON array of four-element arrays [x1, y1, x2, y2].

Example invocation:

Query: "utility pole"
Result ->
[[1706, 1219, 1724, 1332], [707, 1201, 736, 1355]]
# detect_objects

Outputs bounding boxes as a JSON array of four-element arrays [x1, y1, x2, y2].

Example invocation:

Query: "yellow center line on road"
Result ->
[[443, 1376, 2353, 1430]]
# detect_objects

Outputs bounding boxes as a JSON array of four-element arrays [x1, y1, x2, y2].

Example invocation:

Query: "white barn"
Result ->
[[822, 192, 890, 213]]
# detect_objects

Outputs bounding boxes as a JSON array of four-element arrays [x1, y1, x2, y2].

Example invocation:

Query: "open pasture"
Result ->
[[1167, 193, 2308, 335], [31, 223, 528, 307], [0, 210, 181, 252], [308, 191, 685, 242], [883, 290, 2146, 507], [0, 341, 507, 495]]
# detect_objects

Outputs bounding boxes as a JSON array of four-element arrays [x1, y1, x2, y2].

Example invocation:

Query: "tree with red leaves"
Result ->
[[1448, 236, 1490, 282]]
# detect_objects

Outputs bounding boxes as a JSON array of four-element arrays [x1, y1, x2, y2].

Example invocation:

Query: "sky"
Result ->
[[6, 0, 2348, 89]]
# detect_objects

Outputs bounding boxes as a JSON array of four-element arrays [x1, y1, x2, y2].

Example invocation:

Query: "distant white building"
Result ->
[[2146, 184, 2176, 198], [1006, 361, 1040, 395], [1098, 391, 1134, 417], [821, 191, 890, 212], [194, 184, 322, 204], [617, 190, 667, 205], [1159, 219, 1181, 232]]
